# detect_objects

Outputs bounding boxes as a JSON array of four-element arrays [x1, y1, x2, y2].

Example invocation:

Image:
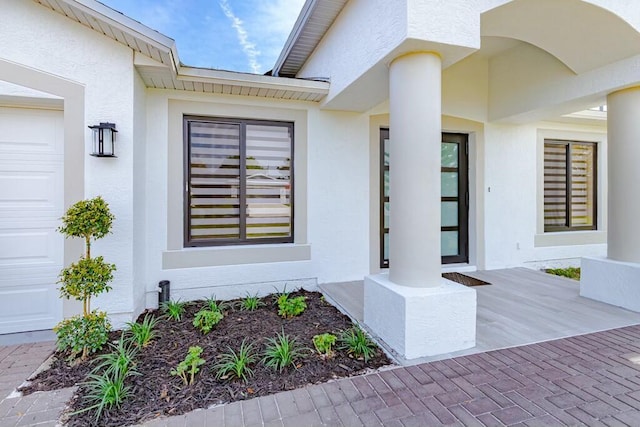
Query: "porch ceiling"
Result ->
[[482, 0, 640, 75]]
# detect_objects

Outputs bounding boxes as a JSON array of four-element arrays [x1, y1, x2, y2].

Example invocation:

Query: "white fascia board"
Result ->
[[272, 0, 318, 76], [61, 0, 180, 72], [178, 66, 330, 95]]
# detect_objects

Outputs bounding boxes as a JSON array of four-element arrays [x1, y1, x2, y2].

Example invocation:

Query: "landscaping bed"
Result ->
[[21, 290, 391, 427]]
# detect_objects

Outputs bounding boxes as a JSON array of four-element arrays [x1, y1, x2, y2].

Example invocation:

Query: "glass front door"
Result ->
[[380, 129, 469, 267]]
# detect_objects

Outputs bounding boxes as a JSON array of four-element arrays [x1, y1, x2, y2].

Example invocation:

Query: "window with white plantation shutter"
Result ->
[[185, 117, 293, 246], [543, 140, 597, 232]]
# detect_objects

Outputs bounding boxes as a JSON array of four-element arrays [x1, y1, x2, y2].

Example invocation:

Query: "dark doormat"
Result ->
[[442, 272, 491, 287]]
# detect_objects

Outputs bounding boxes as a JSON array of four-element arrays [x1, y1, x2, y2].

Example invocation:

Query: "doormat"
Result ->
[[442, 272, 491, 287]]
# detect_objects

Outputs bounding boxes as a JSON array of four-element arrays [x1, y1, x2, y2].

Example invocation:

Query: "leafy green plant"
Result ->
[[204, 295, 228, 313], [339, 327, 376, 362], [81, 369, 132, 421], [239, 293, 265, 311], [126, 313, 159, 347], [546, 267, 581, 280], [53, 311, 111, 360], [313, 333, 337, 358], [55, 196, 116, 359], [77, 333, 139, 422], [262, 330, 307, 372], [92, 333, 138, 378], [193, 308, 224, 334], [277, 294, 307, 319], [58, 257, 115, 315], [214, 339, 256, 382], [162, 299, 186, 321], [171, 346, 205, 385]]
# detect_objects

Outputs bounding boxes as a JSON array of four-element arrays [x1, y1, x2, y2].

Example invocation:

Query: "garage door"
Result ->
[[0, 106, 64, 334]]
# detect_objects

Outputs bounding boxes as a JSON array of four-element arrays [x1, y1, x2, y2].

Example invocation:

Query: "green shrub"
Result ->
[[546, 267, 581, 280], [239, 293, 265, 311], [171, 346, 205, 385], [58, 256, 115, 312], [193, 308, 224, 334], [277, 294, 307, 319], [54, 311, 111, 360], [338, 327, 376, 362], [161, 300, 186, 321], [312, 333, 337, 358], [262, 330, 307, 372], [126, 313, 159, 347], [214, 339, 256, 382], [55, 197, 116, 360]]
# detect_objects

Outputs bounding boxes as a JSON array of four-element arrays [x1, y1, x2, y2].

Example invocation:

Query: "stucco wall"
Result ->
[[1, 1, 138, 324], [142, 91, 372, 307], [484, 121, 607, 270]]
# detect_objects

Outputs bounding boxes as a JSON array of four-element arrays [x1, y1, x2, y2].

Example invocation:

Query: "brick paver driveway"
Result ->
[[3, 325, 640, 426]]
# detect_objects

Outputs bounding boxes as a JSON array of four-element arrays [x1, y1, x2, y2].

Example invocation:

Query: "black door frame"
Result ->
[[380, 129, 469, 267], [441, 133, 469, 264]]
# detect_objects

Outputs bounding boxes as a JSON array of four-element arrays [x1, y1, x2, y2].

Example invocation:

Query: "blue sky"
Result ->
[[100, 0, 306, 74]]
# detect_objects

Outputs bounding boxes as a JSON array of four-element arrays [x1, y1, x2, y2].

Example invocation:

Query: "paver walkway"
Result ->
[[4, 325, 640, 426], [0, 341, 73, 427]]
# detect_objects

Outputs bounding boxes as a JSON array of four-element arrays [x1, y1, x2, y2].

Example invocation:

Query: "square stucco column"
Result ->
[[581, 87, 640, 312], [364, 52, 476, 359]]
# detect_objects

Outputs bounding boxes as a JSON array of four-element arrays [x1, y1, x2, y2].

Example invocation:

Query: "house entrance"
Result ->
[[380, 129, 469, 267]]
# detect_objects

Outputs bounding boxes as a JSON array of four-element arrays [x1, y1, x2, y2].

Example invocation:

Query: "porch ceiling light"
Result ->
[[88, 122, 118, 157]]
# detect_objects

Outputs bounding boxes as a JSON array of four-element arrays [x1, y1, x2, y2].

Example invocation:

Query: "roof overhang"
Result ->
[[272, 0, 348, 78], [33, 0, 329, 102]]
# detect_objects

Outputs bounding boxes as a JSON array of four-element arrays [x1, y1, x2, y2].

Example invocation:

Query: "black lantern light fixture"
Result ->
[[88, 122, 118, 157]]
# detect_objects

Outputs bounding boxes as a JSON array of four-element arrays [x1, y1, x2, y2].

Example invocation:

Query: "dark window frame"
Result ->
[[184, 115, 294, 247], [543, 139, 597, 233]]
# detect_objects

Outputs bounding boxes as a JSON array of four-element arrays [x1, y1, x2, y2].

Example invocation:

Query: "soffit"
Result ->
[[136, 59, 329, 102], [273, 0, 348, 77]]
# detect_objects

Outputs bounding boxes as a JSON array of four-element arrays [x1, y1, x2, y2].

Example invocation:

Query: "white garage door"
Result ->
[[0, 106, 64, 334]]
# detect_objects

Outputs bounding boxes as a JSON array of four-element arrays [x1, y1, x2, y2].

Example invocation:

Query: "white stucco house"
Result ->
[[1, 0, 639, 359]]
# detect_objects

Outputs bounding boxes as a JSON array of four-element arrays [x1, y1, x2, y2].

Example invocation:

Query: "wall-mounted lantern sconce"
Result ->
[[88, 122, 118, 157]]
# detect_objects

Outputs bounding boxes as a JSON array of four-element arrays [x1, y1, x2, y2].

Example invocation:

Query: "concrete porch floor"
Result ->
[[319, 267, 640, 365]]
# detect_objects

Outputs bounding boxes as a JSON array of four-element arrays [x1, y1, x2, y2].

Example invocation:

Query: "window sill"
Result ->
[[534, 231, 606, 247], [162, 244, 311, 269]]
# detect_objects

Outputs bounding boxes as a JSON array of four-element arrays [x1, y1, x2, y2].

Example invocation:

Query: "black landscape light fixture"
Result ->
[[88, 122, 118, 157]]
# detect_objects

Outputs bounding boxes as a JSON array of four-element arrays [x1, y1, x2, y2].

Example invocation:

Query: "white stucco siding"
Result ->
[[1, 1, 138, 323], [142, 91, 373, 306], [298, 0, 406, 108], [132, 70, 147, 319], [306, 110, 370, 284], [483, 122, 607, 270]]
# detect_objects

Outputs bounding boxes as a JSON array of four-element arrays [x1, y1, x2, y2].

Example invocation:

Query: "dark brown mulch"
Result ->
[[21, 290, 391, 427], [442, 272, 491, 287]]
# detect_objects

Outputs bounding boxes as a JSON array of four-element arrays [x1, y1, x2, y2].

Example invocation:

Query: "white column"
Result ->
[[363, 51, 476, 359], [581, 86, 640, 312], [607, 87, 640, 263], [388, 52, 442, 287]]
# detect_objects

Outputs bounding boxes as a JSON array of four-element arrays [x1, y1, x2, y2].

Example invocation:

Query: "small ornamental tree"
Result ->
[[54, 196, 116, 360]]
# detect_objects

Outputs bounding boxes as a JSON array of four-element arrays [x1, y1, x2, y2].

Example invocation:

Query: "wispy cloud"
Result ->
[[219, 0, 261, 74]]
